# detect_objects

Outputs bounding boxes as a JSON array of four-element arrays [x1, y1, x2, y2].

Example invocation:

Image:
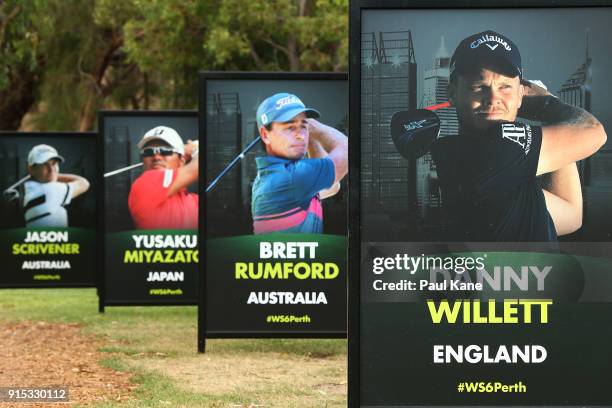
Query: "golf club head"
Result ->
[[2, 188, 20, 202], [390, 109, 441, 160]]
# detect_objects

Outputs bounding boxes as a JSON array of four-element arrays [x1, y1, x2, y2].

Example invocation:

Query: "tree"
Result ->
[[2, 0, 349, 131], [0, 0, 41, 130], [120, 0, 217, 109], [205, 0, 348, 72], [32, 0, 141, 131]]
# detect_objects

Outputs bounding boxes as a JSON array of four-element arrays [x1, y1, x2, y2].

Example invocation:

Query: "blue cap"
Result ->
[[256, 93, 320, 128], [450, 30, 522, 81]]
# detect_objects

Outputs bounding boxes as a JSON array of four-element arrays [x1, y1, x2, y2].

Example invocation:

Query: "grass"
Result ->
[[0, 289, 347, 407]]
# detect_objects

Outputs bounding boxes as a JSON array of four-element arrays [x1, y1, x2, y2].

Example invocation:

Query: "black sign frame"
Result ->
[[98, 110, 199, 311], [0, 131, 97, 289], [198, 71, 349, 352], [349, 0, 612, 407]]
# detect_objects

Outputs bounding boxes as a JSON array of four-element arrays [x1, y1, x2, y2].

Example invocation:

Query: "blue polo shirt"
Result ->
[[251, 156, 335, 234]]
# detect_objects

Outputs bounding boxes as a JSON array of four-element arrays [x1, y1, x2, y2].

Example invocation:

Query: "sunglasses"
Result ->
[[140, 147, 178, 157]]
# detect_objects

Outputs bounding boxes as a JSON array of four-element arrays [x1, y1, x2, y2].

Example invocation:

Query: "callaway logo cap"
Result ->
[[28, 144, 65, 166], [450, 30, 522, 81], [256, 93, 320, 128], [138, 126, 185, 155]]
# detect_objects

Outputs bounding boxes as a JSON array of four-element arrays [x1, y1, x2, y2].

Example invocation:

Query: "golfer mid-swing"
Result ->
[[128, 126, 199, 230], [23, 144, 90, 227], [251, 93, 348, 234], [430, 30, 607, 241]]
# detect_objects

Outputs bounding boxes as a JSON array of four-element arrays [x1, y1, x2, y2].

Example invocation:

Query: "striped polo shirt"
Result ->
[[251, 156, 335, 234], [23, 180, 74, 227]]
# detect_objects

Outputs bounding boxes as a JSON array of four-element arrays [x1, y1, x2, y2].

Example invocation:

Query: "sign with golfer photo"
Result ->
[[98, 111, 199, 309], [0, 132, 96, 288], [199, 72, 348, 348], [349, 2, 612, 407]]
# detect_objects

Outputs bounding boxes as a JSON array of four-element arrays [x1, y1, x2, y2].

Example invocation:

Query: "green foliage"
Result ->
[[0, 0, 42, 129], [1, 0, 348, 130], [297, 0, 348, 71], [0, 0, 39, 90], [120, 0, 217, 108], [32, 0, 141, 130], [205, 0, 348, 71]]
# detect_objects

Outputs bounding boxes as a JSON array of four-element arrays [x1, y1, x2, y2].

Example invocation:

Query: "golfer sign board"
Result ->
[[199, 72, 348, 350], [350, 2, 612, 407], [98, 111, 199, 309], [0, 132, 96, 288]]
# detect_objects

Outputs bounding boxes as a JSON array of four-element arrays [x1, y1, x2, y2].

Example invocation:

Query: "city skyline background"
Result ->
[[360, 7, 612, 241], [362, 7, 612, 133]]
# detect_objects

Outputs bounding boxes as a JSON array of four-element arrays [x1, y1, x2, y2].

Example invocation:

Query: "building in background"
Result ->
[[558, 33, 612, 240], [558, 33, 592, 185], [0, 143, 25, 229], [105, 126, 132, 229], [416, 36, 458, 236], [206, 93, 243, 235], [242, 99, 265, 212], [361, 30, 418, 240]]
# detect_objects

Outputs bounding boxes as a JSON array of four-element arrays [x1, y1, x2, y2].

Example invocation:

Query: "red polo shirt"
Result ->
[[128, 169, 198, 230]]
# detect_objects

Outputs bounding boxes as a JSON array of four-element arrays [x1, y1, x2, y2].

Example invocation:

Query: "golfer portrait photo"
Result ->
[[251, 93, 348, 234], [128, 126, 199, 230], [429, 30, 607, 241], [22, 144, 90, 228]]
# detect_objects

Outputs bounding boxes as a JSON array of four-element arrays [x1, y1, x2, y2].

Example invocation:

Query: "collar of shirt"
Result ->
[[255, 155, 298, 170]]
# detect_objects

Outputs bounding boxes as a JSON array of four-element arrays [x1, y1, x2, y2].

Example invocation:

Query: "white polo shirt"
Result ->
[[23, 181, 74, 227]]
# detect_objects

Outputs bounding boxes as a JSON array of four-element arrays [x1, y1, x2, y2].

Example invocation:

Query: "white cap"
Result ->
[[137, 126, 185, 155], [27, 144, 65, 166]]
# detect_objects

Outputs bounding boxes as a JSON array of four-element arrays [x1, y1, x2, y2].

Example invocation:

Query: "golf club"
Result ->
[[104, 140, 200, 179], [103, 163, 143, 178], [390, 78, 545, 160], [2, 175, 31, 202], [206, 136, 261, 193], [424, 101, 451, 111], [390, 103, 447, 160]]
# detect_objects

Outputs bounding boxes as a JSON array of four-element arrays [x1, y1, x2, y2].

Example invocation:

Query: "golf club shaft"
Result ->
[[3, 175, 31, 192], [206, 103, 448, 194], [424, 101, 450, 111], [206, 137, 261, 193], [104, 163, 143, 178]]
